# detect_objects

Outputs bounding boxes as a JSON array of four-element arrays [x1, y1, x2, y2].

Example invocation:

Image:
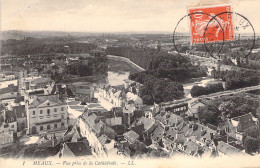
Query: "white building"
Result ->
[[26, 94, 68, 134]]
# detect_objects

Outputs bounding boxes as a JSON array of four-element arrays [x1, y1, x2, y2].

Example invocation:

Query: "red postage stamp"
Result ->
[[188, 5, 234, 44]]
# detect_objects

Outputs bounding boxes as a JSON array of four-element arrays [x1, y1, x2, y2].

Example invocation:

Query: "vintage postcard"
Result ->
[[0, 0, 260, 168]]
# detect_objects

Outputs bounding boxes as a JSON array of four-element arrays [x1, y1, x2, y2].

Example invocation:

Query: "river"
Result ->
[[106, 56, 217, 99]]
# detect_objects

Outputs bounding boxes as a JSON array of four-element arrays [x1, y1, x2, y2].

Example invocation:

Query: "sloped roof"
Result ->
[[231, 113, 258, 132], [0, 92, 18, 100], [151, 125, 164, 142], [123, 130, 139, 143], [82, 112, 98, 127], [168, 113, 183, 125], [29, 94, 66, 108], [165, 127, 177, 141], [98, 134, 109, 146], [216, 141, 244, 157], [31, 77, 53, 85], [65, 141, 92, 156], [136, 116, 155, 131], [93, 120, 104, 134], [183, 140, 199, 156]]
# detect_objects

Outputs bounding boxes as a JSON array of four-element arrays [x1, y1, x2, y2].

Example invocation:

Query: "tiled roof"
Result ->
[[98, 134, 109, 146], [31, 77, 53, 85], [93, 120, 104, 134], [151, 125, 164, 142], [165, 127, 177, 141], [0, 92, 18, 100], [136, 116, 155, 131], [231, 113, 258, 132], [123, 130, 139, 143], [65, 141, 92, 156], [217, 141, 245, 157], [168, 113, 184, 126], [82, 112, 98, 127], [183, 140, 199, 156], [29, 94, 66, 108]]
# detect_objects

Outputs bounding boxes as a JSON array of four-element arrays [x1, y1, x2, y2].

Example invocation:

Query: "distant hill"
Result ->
[[0, 30, 174, 41], [0, 30, 98, 40]]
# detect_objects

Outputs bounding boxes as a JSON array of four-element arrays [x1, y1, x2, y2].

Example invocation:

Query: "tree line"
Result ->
[[129, 72, 184, 105], [212, 69, 260, 90], [1, 38, 97, 55], [190, 83, 224, 97]]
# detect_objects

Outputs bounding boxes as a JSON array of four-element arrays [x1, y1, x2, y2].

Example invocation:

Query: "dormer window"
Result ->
[[47, 103, 50, 106]]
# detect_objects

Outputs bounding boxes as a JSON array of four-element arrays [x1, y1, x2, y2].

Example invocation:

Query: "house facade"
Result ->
[[223, 113, 259, 143], [26, 94, 68, 134]]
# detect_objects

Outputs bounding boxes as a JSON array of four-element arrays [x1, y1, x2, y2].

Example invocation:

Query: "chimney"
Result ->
[[217, 59, 221, 72], [51, 136, 55, 147]]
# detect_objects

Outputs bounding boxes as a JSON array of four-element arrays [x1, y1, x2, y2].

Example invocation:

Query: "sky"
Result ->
[[1, 0, 260, 33]]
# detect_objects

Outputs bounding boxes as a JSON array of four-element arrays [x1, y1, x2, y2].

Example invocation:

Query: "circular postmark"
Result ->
[[173, 11, 255, 62], [204, 12, 255, 60], [173, 12, 225, 59]]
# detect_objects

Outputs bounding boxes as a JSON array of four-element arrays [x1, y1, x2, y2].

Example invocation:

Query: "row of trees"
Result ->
[[147, 55, 207, 82], [1, 38, 97, 55], [129, 72, 184, 105], [190, 83, 224, 97], [212, 69, 260, 90]]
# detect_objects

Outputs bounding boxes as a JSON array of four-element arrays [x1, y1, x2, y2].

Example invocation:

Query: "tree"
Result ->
[[244, 136, 260, 154], [198, 105, 220, 126], [218, 100, 236, 118], [190, 85, 205, 97]]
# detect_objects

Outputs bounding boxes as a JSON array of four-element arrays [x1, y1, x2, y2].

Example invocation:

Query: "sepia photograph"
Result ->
[[0, 0, 260, 167]]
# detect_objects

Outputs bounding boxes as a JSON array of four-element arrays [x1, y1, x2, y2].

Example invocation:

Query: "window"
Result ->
[[54, 108, 57, 112], [61, 115, 64, 119], [47, 125, 50, 130], [54, 124, 57, 128], [40, 126, 43, 131], [47, 109, 50, 116], [61, 122, 64, 127], [61, 107, 64, 111], [40, 110, 43, 114], [11, 125, 14, 128], [226, 127, 230, 133], [33, 111, 35, 115]]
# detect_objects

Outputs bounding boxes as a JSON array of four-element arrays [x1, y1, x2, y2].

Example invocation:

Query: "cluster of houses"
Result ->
[[69, 78, 259, 158], [0, 72, 69, 147], [97, 79, 143, 110]]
